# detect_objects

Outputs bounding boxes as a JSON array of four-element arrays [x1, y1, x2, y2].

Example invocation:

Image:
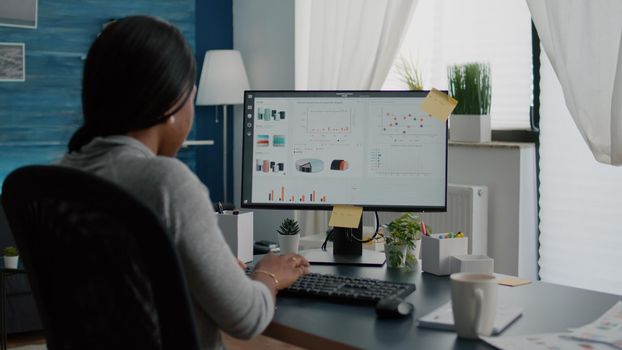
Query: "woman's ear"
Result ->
[[167, 115, 176, 124]]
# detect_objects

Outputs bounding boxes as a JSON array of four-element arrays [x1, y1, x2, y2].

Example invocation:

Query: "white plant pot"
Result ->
[[413, 239, 422, 259], [278, 234, 300, 255], [4, 256, 18, 269], [450, 114, 491, 143]]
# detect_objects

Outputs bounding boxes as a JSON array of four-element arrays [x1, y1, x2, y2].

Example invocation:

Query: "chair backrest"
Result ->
[[1, 165, 200, 350]]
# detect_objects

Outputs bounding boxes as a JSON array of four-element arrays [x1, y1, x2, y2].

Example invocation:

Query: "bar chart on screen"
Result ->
[[265, 186, 327, 203]]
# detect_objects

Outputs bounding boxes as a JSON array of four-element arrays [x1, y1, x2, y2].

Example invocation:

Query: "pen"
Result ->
[[217, 201, 224, 214]]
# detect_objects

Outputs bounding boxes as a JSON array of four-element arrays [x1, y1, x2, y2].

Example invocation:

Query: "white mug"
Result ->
[[450, 272, 497, 339]]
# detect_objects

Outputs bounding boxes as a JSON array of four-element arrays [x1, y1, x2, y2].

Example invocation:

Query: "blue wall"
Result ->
[[195, 0, 234, 203], [0, 0, 237, 196]]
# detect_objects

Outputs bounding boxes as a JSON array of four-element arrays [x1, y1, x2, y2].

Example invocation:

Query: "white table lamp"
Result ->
[[196, 50, 250, 203]]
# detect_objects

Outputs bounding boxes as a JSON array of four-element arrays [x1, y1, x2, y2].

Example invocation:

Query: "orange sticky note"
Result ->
[[497, 277, 531, 287], [329, 205, 363, 229], [421, 88, 458, 122]]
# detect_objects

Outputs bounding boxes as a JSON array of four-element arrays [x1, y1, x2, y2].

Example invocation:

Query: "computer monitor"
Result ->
[[241, 90, 448, 265]]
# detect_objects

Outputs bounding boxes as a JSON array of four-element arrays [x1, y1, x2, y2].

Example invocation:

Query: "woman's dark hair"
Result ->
[[68, 15, 196, 152]]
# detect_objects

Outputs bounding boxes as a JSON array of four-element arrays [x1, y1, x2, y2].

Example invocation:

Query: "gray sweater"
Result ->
[[59, 135, 274, 350]]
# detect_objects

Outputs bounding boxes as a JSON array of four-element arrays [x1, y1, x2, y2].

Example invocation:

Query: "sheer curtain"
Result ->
[[538, 51, 622, 295], [527, 0, 622, 165], [382, 0, 533, 130], [528, 0, 622, 294], [294, 0, 419, 235]]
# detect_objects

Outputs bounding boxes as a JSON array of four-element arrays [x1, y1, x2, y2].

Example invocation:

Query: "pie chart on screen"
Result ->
[[330, 159, 349, 171], [295, 159, 324, 173]]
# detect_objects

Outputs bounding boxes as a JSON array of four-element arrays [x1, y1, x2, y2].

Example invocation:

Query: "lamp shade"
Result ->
[[196, 50, 250, 106]]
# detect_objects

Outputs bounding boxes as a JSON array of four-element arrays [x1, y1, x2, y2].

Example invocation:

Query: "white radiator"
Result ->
[[375, 183, 489, 255], [421, 184, 488, 255]]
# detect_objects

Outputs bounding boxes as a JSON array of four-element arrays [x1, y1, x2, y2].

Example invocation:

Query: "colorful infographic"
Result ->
[[257, 108, 286, 121], [330, 159, 349, 171], [256, 134, 269, 147], [295, 159, 324, 173], [273, 135, 286, 147], [256, 159, 285, 174], [248, 94, 447, 207], [266, 185, 327, 203]]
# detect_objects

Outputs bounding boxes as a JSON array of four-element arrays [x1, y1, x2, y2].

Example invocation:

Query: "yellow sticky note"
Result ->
[[421, 88, 458, 122], [328, 205, 363, 229], [497, 277, 531, 287]]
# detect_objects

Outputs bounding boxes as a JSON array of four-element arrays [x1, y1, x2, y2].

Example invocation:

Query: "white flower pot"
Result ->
[[413, 239, 421, 259], [278, 234, 300, 255], [4, 256, 19, 269], [450, 114, 491, 143]]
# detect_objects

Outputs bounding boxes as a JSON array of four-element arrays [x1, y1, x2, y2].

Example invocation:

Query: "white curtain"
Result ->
[[530, 0, 622, 295], [294, 0, 419, 235], [527, 0, 622, 165], [538, 50, 622, 295], [383, 0, 533, 130]]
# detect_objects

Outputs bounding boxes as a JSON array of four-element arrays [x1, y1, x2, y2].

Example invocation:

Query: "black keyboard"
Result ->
[[247, 268, 416, 305]]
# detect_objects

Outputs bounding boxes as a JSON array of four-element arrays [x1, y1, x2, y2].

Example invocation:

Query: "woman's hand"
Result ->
[[236, 258, 247, 270], [253, 252, 310, 290]]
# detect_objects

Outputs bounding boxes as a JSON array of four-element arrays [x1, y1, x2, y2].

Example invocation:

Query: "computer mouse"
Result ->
[[375, 297, 415, 319]]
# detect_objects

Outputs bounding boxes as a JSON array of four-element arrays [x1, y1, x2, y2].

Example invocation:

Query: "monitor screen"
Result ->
[[241, 90, 447, 212]]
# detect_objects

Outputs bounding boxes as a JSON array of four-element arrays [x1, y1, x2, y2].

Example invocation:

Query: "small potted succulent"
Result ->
[[384, 213, 428, 269], [277, 218, 301, 254], [3, 246, 19, 269]]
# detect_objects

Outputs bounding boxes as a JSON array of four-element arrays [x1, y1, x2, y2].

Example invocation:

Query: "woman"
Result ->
[[60, 15, 309, 349]]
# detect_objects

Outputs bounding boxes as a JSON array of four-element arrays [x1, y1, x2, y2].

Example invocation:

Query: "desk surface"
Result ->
[[264, 262, 621, 350]]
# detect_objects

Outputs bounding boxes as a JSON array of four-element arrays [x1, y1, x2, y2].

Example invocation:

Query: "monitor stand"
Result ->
[[303, 249, 386, 266], [302, 219, 386, 267]]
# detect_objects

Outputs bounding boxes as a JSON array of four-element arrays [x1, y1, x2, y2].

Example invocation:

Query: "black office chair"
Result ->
[[1, 165, 200, 350]]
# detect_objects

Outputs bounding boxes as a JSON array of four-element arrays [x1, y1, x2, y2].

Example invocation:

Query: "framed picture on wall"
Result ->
[[0, 43, 25, 82], [0, 0, 37, 29]]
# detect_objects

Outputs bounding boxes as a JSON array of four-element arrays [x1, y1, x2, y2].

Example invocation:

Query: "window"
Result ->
[[538, 51, 622, 295], [383, 0, 533, 130]]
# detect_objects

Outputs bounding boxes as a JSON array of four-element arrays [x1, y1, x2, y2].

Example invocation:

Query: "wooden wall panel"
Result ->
[[0, 0, 196, 184]]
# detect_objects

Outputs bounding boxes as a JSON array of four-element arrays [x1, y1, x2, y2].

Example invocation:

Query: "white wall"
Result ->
[[230, 3, 539, 273], [232, 0, 296, 242], [448, 142, 538, 279]]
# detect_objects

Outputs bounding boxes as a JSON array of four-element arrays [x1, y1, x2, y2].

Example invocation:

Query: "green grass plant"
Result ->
[[448, 62, 491, 115], [3, 246, 18, 256], [395, 56, 423, 91]]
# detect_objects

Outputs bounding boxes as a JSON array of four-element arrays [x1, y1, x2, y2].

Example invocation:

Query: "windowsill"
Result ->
[[448, 130, 539, 144], [449, 141, 535, 149]]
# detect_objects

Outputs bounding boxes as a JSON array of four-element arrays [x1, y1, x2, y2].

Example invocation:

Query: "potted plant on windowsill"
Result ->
[[3, 246, 19, 269], [395, 56, 423, 91], [384, 213, 427, 269], [277, 218, 301, 255], [448, 62, 492, 142]]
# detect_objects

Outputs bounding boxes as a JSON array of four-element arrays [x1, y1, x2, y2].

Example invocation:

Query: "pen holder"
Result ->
[[216, 211, 254, 263], [421, 234, 468, 276]]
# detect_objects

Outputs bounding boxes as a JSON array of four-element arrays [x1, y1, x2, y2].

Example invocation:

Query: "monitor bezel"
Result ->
[[240, 90, 448, 212]]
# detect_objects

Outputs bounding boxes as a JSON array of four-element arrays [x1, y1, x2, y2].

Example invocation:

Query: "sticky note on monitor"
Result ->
[[421, 88, 458, 122], [329, 205, 363, 228]]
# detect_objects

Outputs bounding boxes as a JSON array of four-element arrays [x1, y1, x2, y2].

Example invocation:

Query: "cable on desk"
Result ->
[[320, 211, 381, 251], [349, 211, 380, 243]]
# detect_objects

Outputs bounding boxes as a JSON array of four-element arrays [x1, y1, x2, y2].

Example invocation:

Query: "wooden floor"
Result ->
[[7, 331, 45, 348], [222, 333, 304, 350], [6, 330, 304, 350]]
